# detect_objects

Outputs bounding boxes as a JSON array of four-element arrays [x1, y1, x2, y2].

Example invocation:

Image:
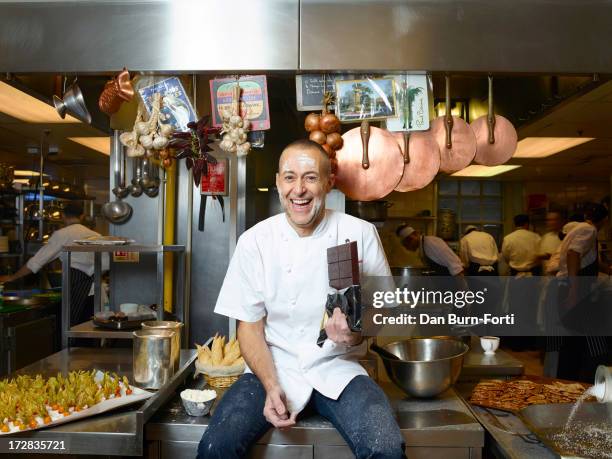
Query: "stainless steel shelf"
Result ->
[[63, 244, 185, 253], [67, 320, 136, 339]]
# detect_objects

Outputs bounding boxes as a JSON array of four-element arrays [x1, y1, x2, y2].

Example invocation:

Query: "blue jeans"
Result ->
[[197, 373, 406, 459]]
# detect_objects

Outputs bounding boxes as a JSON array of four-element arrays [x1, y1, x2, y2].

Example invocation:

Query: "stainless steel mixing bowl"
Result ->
[[377, 338, 469, 398]]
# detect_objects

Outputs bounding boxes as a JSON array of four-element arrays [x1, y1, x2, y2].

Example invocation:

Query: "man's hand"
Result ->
[[263, 386, 297, 429], [325, 307, 362, 346], [0, 274, 14, 284]]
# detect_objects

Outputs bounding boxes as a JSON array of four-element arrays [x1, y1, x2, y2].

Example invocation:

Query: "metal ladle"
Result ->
[[103, 132, 133, 224], [128, 157, 143, 197]]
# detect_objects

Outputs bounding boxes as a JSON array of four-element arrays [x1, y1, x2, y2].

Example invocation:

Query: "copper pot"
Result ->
[[392, 131, 440, 192], [432, 76, 476, 174], [335, 121, 404, 201], [471, 76, 518, 166]]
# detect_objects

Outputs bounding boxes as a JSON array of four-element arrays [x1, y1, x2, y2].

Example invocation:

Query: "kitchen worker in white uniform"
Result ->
[[539, 211, 563, 273], [0, 202, 108, 327], [459, 225, 499, 276], [396, 225, 464, 276], [198, 139, 405, 459], [501, 214, 542, 276], [554, 204, 612, 382]]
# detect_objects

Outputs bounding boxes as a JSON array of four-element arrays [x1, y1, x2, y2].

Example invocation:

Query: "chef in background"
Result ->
[[0, 202, 108, 328], [396, 225, 464, 276], [539, 211, 564, 273], [554, 204, 612, 382], [459, 225, 499, 275], [501, 214, 541, 277]]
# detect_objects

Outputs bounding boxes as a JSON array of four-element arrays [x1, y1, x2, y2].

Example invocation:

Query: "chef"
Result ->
[[539, 211, 563, 273], [554, 204, 612, 382], [0, 202, 107, 328], [459, 225, 499, 275], [198, 139, 405, 459], [501, 214, 541, 276], [396, 225, 464, 276]]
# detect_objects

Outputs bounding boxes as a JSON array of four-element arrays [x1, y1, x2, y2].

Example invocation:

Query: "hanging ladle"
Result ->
[[102, 132, 132, 224]]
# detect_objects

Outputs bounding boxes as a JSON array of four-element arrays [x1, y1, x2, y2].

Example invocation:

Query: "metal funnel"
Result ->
[[53, 80, 92, 124]]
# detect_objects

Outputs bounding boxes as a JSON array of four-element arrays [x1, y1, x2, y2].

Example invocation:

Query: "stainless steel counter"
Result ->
[[146, 378, 484, 459], [3, 347, 197, 456], [455, 383, 555, 459]]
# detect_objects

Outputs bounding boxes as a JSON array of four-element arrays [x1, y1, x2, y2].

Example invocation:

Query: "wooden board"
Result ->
[[469, 374, 593, 413]]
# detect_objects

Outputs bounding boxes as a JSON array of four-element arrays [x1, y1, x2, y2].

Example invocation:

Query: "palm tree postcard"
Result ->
[[335, 78, 398, 123], [385, 74, 431, 132]]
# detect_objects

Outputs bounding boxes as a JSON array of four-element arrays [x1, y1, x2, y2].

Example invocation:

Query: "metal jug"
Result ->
[[133, 329, 175, 389], [141, 321, 183, 371]]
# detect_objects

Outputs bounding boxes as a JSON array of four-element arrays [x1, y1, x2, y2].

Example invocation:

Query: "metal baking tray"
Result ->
[[519, 402, 612, 458], [93, 311, 156, 330]]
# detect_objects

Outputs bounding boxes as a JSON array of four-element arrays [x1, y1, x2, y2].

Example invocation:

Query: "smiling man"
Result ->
[[197, 139, 405, 459]]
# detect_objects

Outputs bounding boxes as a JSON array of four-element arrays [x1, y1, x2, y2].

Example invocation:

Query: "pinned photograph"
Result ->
[[335, 78, 397, 123]]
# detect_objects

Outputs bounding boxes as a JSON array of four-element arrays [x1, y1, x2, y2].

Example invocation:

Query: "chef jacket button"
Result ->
[[291, 299, 296, 305]]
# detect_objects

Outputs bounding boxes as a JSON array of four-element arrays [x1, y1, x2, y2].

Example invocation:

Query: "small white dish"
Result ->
[[480, 336, 500, 355], [120, 303, 138, 314]]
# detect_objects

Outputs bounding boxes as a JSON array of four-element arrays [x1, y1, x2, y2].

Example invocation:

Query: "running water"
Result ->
[[564, 385, 602, 430]]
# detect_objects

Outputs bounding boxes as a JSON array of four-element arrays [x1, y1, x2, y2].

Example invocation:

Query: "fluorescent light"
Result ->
[[13, 178, 31, 184], [68, 136, 110, 155], [257, 187, 269, 192], [452, 165, 521, 177], [0, 81, 79, 123], [14, 170, 49, 177], [513, 137, 595, 158]]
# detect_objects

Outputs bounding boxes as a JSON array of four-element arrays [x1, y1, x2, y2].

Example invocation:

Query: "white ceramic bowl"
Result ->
[[480, 336, 500, 355], [180, 389, 217, 416]]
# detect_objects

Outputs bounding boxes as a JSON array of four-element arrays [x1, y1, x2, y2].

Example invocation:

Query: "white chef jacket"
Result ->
[[26, 224, 109, 295], [539, 231, 562, 273], [556, 223, 598, 278], [459, 231, 499, 268], [422, 236, 464, 275], [214, 210, 391, 414], [501, 229, 541, 271]]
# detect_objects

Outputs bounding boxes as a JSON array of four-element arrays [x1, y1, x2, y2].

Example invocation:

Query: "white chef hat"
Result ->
[[398, 226, 416, 239], [464, 225, 478, 235], [562, 221, 581, 234]]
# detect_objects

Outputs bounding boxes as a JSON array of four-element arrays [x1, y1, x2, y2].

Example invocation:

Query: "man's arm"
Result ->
[[0, 265, 32, 284], [237, 320, 297, 428]]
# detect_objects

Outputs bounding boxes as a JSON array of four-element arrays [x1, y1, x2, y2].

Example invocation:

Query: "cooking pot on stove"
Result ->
[[345, 200, 393, 222]]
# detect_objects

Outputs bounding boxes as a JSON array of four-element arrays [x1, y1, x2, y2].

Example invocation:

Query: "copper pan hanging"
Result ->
[[471, 75, 518, 166], [334, 121, 404, 201], [392, 131, 440, 192], [431, 75, 476, 174]]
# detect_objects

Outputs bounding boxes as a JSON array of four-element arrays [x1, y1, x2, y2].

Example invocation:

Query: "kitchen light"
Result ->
[[0, 81, 79, 123], [68, 136, 110, 155], [451, 165, 521, 177], [14, 170, 49, 177], [257, 188, 269, 192], [12, 178, 31, 184], [513, 137, 595, 158]]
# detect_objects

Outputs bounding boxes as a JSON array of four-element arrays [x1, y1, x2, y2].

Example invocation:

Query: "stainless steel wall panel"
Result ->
[[0, 0, 298, 72], [300, 0, 612, 73]]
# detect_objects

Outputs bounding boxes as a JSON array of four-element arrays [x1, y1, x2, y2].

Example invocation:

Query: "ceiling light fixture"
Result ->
[[14, 170, 49, 177], [68, 136, 111, 155], [513, 137, 595, 158], [0, 81, 80, 123], [451, 165, 521, 177]]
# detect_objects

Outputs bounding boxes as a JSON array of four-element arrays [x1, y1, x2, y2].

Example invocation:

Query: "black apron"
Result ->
[[419, 237, 451, 276], [467, 262, 498, 276]]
